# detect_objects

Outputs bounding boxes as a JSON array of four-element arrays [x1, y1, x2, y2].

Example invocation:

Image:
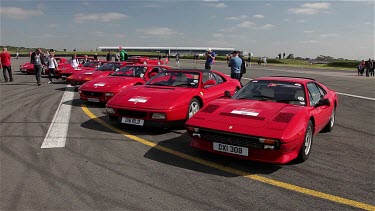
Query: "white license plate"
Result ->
[[121, 117, 144, 126], [213, 142, 248, 156], [87, 98, 100, 102]]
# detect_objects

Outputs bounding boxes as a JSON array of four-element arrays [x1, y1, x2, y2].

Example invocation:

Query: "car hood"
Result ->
[[108, 85, 195, 109], [80, 76, 143, 92], [188, 99, 303, 135]]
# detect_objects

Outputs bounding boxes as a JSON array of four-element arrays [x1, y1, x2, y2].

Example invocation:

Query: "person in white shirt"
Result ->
[[71, 54, 79, 69], [48, 53, 59, 83]]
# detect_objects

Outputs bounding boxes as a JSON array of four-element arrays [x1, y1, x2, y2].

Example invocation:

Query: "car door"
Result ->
[[200, 72, 226, 103], [307, 82, 330, 132]]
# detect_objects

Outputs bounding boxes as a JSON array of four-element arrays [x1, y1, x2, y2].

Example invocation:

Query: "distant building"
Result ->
[[98, 46, 236, 56]]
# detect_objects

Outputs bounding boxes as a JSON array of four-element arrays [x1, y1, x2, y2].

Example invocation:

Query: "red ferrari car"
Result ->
[[47, 56, 95, 78], [67, 61, 131, 86], [128, 56, 163, 65], [186, 76, 338, 164], [105, 69, 241, 128], [60, 61, 106, 80], [19, 57, 67, 74], [78, 64, 171, 103]]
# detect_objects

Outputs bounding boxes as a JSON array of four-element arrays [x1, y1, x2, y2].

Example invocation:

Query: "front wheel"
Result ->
[[187, 98, 200, 119], [322, 108, 336, 132], [297, 120, 314, 163]]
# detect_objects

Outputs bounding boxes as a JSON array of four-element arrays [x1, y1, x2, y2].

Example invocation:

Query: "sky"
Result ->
[[0, 0, 374, 60]]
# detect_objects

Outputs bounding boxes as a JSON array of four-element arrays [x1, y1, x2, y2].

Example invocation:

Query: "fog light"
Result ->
[[105, 93, 114, 96], [106, 107, 115, 114], [151, 113, 166, 119], [264, 145, 275, 150]]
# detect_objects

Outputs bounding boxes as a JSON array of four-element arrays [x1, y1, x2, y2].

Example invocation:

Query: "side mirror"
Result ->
[[203, 79, 216, 88], [224, 90, 231, 98], [315, 98, 330, 107]]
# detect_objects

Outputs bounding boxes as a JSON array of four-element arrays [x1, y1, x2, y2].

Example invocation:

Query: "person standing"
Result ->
[[16, 51, 19, 59], [47, 53, 58, 83], [365, 58, 372, 77], [93, 53, 98, 61], [239, 53, 246, 83], [228, 51, 242, 82], [0, 47, 13, 82], [205, 48, 216, 70], [158, 52, 162, 62], [106, 51, 112, 61], [71, 54, 79, 69], [30, 48, 45, 86], [371, 59, 375, 77], [175, 53, 180, 67], [115, 51, 120, 62], [119, 47, 128, 61]]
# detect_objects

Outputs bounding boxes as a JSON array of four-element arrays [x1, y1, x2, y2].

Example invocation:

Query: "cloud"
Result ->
[[48, 24, 58, 28], [225, 15, 248, 20], [304, 30, 314, 34], [289, 2, 331, 15], [297, 19, 306, 23], [137, 27, 181, 37], [320, 33, 338, 38], [299, 40, 319, 44], [81, 1, 89, 6], [265, 3, 271, 6], [253, 14, 264, 19], [203, 2, 227, 8], [236, 21, 274, 30], [74, 12, 127, 23], [283, 18, 289, 22], [0, 7, 43, 19]]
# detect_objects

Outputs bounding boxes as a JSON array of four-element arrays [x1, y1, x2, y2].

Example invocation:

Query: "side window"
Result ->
[[307, 83, 321, 106], [316, 84, 327, 96], [213, 72, 224, 84]]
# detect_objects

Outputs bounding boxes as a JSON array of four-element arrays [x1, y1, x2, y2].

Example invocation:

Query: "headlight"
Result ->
[[151, 113, 166, 119], [105, 93, 114, 97], [106, 107, 115, 114]]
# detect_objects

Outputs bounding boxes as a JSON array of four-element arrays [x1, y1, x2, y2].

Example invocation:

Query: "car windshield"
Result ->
[[233, 80, 306, 105], [83, 61, 100, 68], [96, 63, 121, 71], [146, 71, 200, 88], [111, 66, 148, 77]]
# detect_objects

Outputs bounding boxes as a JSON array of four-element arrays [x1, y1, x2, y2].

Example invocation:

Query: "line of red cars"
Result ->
[[20, 56, 338, 164]]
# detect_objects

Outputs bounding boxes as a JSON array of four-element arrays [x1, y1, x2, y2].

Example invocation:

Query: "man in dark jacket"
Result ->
[[239, 53, 246, 84], [30, 48, 45, 86]]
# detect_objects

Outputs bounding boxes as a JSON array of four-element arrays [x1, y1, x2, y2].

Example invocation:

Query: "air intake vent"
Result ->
[[202, 105, 220, 113], [274, 113, 295, 123]]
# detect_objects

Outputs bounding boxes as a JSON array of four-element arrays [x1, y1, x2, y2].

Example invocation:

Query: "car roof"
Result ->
[[166, 69, 213, 73], [254, 76, 316, 83]]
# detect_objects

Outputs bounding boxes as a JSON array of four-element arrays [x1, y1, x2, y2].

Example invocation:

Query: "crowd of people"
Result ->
[[357, 58, 374, 77]]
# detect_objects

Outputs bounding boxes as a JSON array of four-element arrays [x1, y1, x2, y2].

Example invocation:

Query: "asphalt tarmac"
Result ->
[[1, 57, 374, 210]]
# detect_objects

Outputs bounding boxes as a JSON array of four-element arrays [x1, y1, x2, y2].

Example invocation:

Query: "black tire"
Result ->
[[187, 98, 200, 119], [297, 120, 314, 163], [322, 108, 336, 132]]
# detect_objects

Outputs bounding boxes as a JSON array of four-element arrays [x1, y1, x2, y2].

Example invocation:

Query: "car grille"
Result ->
[[82, 91, 103, 97], [118, 109, 147, 118], [199, 128, 264, 149]]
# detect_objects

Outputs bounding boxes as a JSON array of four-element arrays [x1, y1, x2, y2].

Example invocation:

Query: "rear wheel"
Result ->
[[187, 98, 200, 119], [297, 120, 314, 163], [322, 108, 336, 132]]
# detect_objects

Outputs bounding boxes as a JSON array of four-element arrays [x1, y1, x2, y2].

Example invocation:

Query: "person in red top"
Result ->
[[0, 47, 13, 82]]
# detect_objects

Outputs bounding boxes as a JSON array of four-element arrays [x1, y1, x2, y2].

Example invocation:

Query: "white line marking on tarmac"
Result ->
[[41, 85, 75, 148], [237, 76, 375, 101]]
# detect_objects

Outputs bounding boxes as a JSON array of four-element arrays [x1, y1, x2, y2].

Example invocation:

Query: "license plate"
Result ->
[[87, 98, 100, 102], [62, 75, 67, 78], [213, 142, 248, 156], [121, 117, 144, 126]]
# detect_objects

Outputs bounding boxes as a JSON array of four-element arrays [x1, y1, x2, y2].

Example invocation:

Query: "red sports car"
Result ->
[[186, 76, 338, 164], [78, 64, 171, 103], [48, 56, 95, 78], [105, 69, 241, 128], [19, 57, 67, 74], [60, 60, 106, 80], [128, 56, 163, 65], [67, 61, 131, 86]]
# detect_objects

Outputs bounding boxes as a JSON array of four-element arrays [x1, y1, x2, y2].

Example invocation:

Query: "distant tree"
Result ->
[[286, 53, 294, 59]]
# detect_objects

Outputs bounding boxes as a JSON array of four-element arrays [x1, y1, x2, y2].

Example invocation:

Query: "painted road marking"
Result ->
[[41, 85, 75, 148], [81, 104, 375, 211], [238, 76, 375, 101]]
